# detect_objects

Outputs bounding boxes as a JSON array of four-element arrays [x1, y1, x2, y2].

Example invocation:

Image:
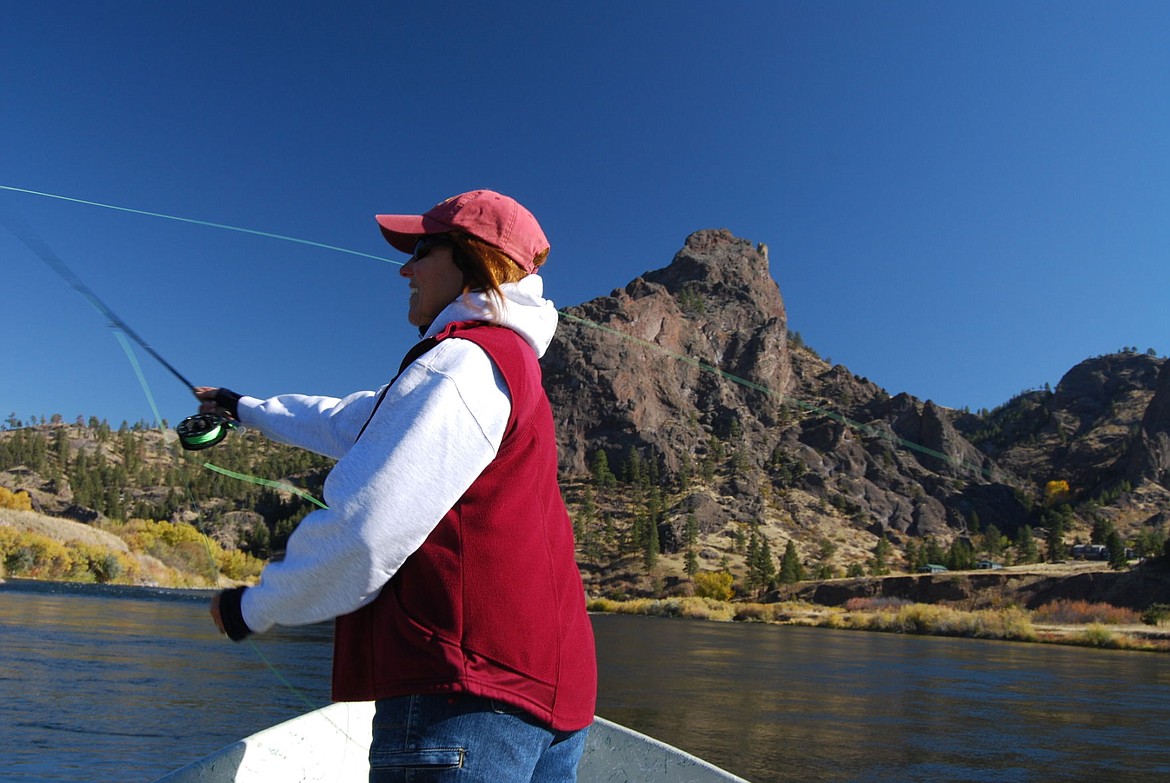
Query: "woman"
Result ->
[[199, 189, 597, 782]]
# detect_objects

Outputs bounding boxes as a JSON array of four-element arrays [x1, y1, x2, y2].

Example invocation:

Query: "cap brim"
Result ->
[[375, 214, 453, 254]]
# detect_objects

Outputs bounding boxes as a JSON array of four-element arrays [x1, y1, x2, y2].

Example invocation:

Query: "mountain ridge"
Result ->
[[539, 228, 1169, 593], [3, 228, 1168, 598]]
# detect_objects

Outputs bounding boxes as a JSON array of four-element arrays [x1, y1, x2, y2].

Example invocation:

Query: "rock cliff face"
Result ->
[[543, 229, 789, 476], [1126, 362, 1170, 488], [959, 352, 1167, 502], [541, 229, 1169, 558]]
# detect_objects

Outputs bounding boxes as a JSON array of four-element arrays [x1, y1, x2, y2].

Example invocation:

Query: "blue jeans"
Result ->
[[368, 694, 589, 782]]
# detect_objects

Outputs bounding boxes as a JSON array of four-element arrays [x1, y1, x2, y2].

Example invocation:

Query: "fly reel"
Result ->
[[176, 413, 235, 451]]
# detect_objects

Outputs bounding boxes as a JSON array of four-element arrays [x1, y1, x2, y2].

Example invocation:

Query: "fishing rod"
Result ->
[[2, 212, 234, 451], [3, 197, 345, 732]]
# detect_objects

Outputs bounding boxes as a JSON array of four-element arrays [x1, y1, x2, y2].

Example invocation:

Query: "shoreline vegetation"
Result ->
[[3, 570, 1166, 656], [586, 595, 1170, 653], [0, 505, 262, 589], [4, 502, 1169, 654]]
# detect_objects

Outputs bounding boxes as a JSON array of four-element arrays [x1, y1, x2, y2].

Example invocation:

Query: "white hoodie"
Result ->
[[235, 275, 558, 634]]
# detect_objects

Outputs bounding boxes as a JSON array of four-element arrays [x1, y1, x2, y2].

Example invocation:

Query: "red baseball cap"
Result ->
[[376, 189, 549, 274]]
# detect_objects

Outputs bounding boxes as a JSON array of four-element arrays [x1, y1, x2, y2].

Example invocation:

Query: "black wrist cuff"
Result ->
[[214, 388, 242, 420], [219, 586, 252, 642]]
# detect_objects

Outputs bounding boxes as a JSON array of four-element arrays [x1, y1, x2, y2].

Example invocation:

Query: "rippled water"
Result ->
[[2, 580, 1169, 782]]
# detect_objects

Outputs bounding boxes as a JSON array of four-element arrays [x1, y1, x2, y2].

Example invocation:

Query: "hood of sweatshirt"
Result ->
[[422, 274, 558, 358]]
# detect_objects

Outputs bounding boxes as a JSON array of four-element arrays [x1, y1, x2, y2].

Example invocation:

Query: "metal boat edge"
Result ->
[[153, 701, 750, 782]]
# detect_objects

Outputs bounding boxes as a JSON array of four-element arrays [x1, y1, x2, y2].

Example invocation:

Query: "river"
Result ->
[[1, 579, 1168, 782]]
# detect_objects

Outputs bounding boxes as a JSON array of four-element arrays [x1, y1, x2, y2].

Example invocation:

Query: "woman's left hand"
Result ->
[[194, 386, 241, 420], [210, 592, 227, 635]]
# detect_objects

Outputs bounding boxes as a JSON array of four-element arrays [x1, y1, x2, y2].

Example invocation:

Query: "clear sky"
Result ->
[[3, 1, 1168, 430]]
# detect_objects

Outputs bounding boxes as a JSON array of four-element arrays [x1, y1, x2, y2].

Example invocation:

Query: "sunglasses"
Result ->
[[411, 235, 455, 261]]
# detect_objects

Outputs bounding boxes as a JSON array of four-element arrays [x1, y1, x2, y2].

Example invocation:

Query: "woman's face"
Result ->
[[400, 237, 465, 328]]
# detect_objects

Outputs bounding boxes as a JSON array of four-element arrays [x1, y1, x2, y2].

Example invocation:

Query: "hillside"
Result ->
[[3, 228, 1169, 605], [541, 230, 1169, 598]]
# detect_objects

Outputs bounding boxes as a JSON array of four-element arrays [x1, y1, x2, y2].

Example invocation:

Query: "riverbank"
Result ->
[[5, 571, 1168, 654], [6, 522, 1169, 655], [0, 507, 260, 587], [782, 559, 1170, 615], [586, 594, 1170, 652], [0, 574, 213, 602]]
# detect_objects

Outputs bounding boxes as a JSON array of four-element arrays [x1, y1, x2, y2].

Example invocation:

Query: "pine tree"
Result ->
[[745, 529, 761, 589], [678, 452, 692, 492], [1016, 525, 1039, 564], [869, 536, 891, 576], [575, 486, 601, 565], [904, 540, 920, 572], [981, 523, 1004, 560], [1106, 530, 1128, 570], [779, 539, 804, 584], [684, 513, 700, 577], [758, 536, 778, 590], [945, 538, 975, 571], [50, 428, 70, 479], [622, 446, 646, 486], [745, 527, 779, 596], [642, 516, 659, 570], [590, 450, 616, 489], [923, 537, 946, 566], [1090, 515, 1115, 546], [1045, 512, 1070, 562]]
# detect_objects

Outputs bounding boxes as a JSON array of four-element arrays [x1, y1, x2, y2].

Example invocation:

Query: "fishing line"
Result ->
[[202, 462, 329, 509], [2, 210, 198, 390], [244, 638, 329, 713], [1, 196, 350, 762], [2, 212, 244, 450], [0, 184, 394, 264], [91, 282, 340, 730], [2, 185, 991, 477], [111, 330, 165, 428], [1, 212, 329, 714]]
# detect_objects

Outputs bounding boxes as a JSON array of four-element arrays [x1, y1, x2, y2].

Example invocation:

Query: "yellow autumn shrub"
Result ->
[[0, 487, 33, 511]]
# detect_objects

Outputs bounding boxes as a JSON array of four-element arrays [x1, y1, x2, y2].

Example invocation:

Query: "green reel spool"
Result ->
[[176, 413, 234, 451]]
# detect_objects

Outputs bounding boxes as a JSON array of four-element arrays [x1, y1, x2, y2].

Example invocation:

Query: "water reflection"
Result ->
[[591, 614, 1170, 782], [1, 584, 333, 782], [3, 584, 1169, 782]]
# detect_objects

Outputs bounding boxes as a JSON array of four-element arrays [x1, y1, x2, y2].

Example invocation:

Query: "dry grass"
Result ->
[[587, 595, 1170, 652], [0, 508, 255, 588], [1032, 599, 1142, 625], [840, 603, 1038, 642], [0, 509, 128, 551]]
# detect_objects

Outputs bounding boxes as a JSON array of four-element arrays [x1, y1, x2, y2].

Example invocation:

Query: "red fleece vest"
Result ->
[[331, 321, 597, 731]]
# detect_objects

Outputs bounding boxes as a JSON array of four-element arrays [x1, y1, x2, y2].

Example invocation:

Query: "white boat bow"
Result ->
[[153, 701, 750, 782]]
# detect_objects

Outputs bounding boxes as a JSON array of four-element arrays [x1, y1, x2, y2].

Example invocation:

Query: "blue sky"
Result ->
[[3, 1, 1168, 430]]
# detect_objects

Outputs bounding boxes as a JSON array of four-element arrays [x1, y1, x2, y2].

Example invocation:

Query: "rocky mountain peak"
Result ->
[[1125, 361, 1170, 487], [542, 230, 789, 476], [642, 229, 779, 318], [972, 352, 1168, 500], [544, 230, 1170, 556], [1052, 353, 1163, 432]]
